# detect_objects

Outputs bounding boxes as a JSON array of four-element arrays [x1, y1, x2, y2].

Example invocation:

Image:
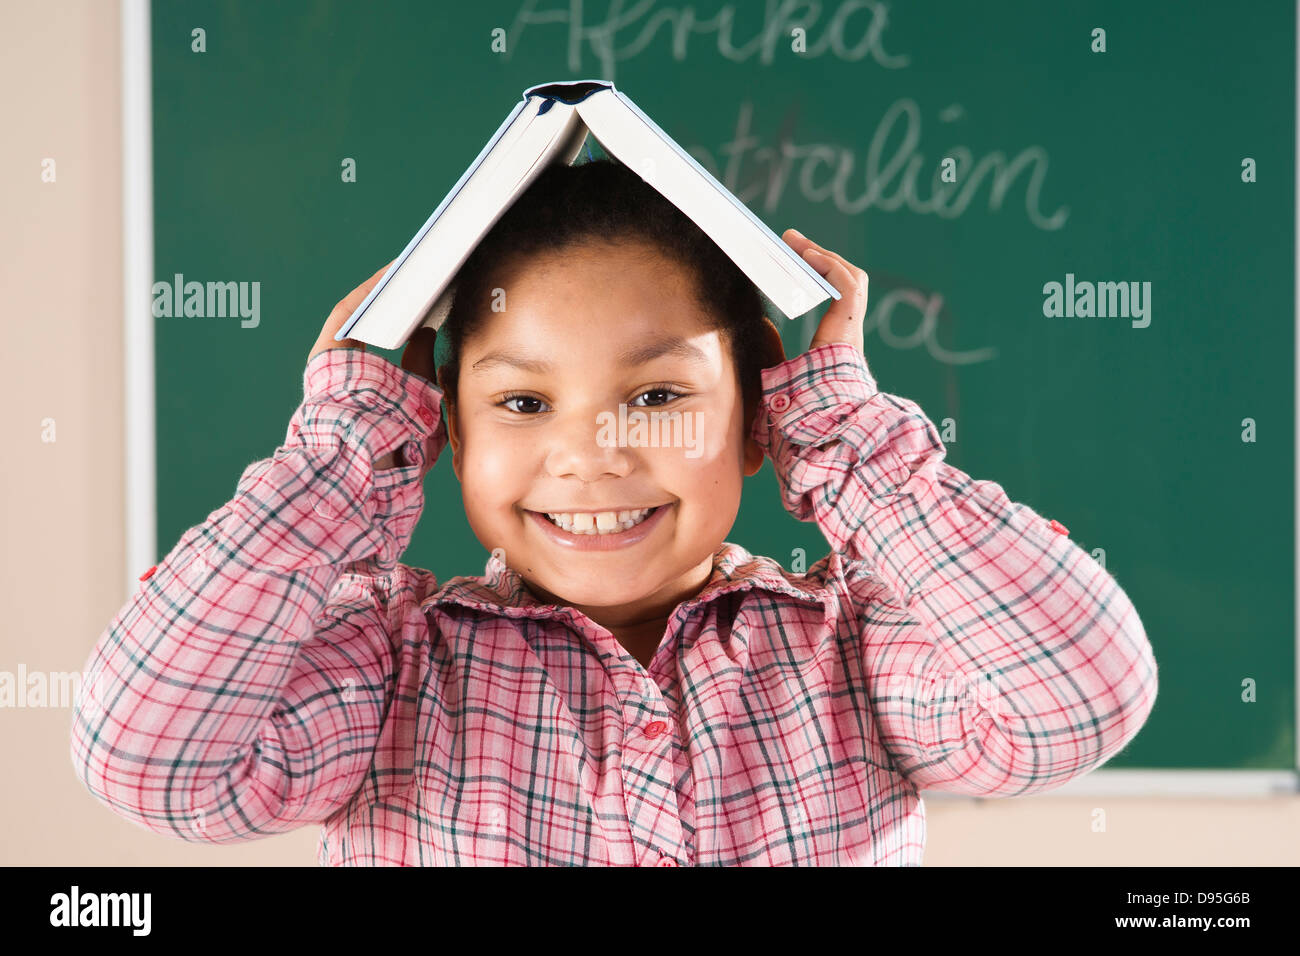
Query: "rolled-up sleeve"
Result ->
[[70, 348, 447, 840], [750, 342, 1158, 796]]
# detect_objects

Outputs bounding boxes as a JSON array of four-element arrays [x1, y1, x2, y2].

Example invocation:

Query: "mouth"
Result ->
[[524, 503, 673, 551]]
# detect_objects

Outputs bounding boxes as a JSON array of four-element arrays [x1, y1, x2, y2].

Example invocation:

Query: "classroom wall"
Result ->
[[2, 0, 1296, 867]]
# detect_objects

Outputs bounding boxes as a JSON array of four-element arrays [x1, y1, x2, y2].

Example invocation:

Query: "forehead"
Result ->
[[462, 242, 728, 369], [493, 240, 698, 310]]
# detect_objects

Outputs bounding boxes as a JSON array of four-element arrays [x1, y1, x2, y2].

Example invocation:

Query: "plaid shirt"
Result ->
[[71, 342, 1158, 866]]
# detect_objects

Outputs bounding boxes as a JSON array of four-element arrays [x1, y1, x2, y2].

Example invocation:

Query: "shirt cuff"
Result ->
[[750, 342, 880, 449], [291, 347, 447, 470], [303, 347, 441, 409]]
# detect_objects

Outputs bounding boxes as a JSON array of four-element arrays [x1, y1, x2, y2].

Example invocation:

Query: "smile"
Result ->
[[525, 504, 672, 551], [544, 508, 657, 534]]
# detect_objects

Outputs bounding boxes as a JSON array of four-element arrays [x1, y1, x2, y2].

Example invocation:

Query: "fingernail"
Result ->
[[788, 228, 805, 239], [802, 247, 824, 260]]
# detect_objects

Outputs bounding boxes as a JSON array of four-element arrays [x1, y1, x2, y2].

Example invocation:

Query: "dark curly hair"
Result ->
[[434, 156, 779, 427]]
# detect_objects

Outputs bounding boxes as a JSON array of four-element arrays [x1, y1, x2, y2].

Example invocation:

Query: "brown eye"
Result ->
[[629, 386, 686, 408], [499, 393, 548, 414]]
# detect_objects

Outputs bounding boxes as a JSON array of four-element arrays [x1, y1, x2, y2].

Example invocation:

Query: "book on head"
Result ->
[[336, 79, 840, 351]]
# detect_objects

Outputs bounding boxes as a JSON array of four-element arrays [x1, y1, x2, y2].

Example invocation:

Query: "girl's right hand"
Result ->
[[307, 260, 441, 474], [308, 260, 394, 363]]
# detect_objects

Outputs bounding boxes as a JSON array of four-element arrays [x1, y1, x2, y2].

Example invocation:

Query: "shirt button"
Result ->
[[655, 854, 677, 866], [1048, 519, 1069, 536], [418, 407, 436, 427], [769, 393, 791, 413], [138, 565, 157, 581], [643, 720, 667, 739]]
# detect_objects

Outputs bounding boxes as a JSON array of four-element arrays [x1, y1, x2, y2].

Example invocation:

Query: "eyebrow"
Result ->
[[470, 336, 711, 374]]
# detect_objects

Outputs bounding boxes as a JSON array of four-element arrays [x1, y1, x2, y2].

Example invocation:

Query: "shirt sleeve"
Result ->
[[750, 341, 1159, 797], [69, 347, 447, 842]]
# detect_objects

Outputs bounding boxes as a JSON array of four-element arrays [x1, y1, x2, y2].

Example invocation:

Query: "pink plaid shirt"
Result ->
[[71, 341, 1157, 865]]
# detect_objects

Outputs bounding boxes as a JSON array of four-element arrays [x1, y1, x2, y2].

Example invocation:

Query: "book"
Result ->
[[336, 79, 841, 351]]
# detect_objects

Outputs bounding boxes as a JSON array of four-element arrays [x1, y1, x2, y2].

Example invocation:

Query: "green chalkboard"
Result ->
[[151, 0, 1296, 773]]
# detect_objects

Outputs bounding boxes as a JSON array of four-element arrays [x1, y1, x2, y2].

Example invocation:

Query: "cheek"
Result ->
[[656, 407, 746, 495], [681, 404, 747, 469], [459, 428, 533, 512], [656, 405, 735, 463]]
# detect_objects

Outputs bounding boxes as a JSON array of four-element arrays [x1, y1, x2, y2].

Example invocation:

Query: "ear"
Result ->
[[444, 399, 462, 482], [759, 314, 786, 367], [741, 314, 786, 477], [743, 433, 764, 476], [741, 392, 764, 477]]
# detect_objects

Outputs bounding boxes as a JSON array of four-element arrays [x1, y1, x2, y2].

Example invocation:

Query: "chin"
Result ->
[[535, 570, 656, 608]]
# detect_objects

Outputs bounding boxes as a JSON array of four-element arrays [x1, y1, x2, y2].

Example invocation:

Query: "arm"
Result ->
[[751, 341, 1158, 797], [70, 348, 447, 841]]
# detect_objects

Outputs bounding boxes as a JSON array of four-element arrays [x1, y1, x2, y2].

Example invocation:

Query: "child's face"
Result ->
[[444, 241, 766, 619]]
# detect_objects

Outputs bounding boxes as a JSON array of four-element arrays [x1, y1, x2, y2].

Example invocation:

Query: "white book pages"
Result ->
[[339, 81, 837, 350]]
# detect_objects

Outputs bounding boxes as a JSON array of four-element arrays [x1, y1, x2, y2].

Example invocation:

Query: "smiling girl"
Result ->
[[72, 158, 1157, 866]]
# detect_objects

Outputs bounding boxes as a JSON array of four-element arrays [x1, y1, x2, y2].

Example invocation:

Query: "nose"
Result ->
[[544, 408, 634, 481]]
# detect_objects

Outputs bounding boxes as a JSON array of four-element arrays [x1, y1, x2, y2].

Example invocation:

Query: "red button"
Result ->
[[655, 855, 677, 866], [643, 720, 667, 739], [1048, 519, 1069, 536], [138, 565, 157, 581], [769, 393, 791, 412], [418, 407, 436, 426]]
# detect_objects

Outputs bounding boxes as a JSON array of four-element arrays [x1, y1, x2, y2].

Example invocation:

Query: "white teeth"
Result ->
[[544, 507, 656, 535]]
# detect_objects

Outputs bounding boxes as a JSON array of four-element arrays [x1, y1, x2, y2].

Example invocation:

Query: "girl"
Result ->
[[72, 159, 1157, 866]]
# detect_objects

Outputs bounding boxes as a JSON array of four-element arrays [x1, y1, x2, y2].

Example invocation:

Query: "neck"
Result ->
[[521, 552, 717, 664]]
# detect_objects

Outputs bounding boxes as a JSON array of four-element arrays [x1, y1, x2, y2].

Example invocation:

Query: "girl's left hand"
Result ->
[[757, 229, 869, 365]]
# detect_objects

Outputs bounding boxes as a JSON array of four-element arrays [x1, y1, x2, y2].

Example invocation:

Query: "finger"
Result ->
[[781, 229, 863, 281], [780, 230, 867, 351], [308, 325, 365, 363], [340, 259, 395, 317], [798, 247, 867, 353], [321, 260, 396, 344]]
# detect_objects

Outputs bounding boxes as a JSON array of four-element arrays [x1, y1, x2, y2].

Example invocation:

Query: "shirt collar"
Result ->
[[420, 541, 832, 622]]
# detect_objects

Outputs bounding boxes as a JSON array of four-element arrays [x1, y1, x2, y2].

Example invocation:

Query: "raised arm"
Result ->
[[753, 341, 1157, 796], [752, 232, 1158, 797], [71, 306, 447, 841]]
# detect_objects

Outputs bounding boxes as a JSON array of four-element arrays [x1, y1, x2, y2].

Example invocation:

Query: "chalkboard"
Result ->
[[150, 0, 1296, 773]]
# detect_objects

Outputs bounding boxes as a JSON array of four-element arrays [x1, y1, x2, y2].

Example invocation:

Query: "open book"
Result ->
[[336, 79, 840, 351]]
